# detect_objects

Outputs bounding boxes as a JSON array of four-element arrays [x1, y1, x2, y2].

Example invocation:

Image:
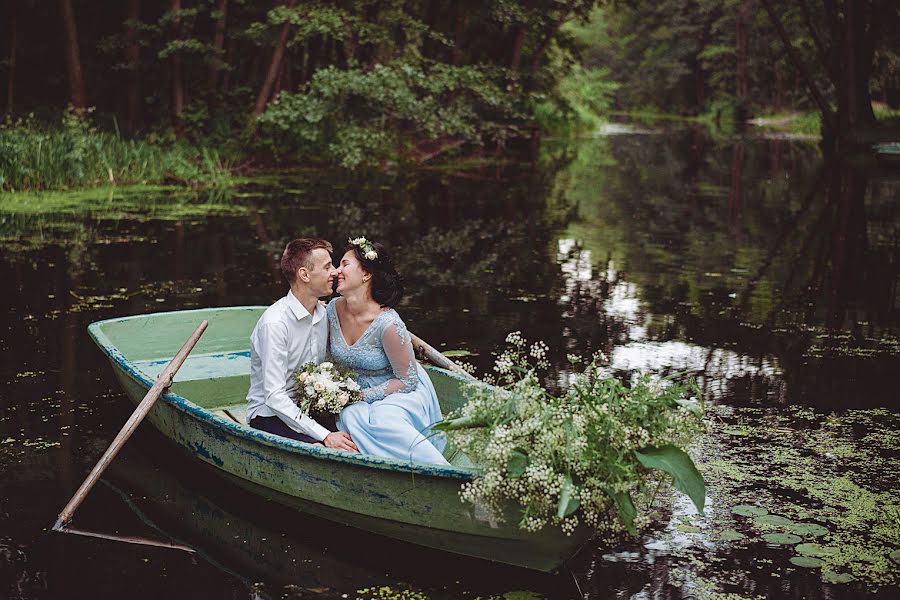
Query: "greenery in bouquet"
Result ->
[[291, 361, 363, 415], [435, 332, 706, 537]]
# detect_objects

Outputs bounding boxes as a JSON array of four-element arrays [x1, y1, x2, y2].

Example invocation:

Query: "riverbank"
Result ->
[[0, 110, 232, 192]]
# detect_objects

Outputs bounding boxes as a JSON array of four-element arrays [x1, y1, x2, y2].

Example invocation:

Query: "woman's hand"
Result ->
[[323, 431, 359, 452]]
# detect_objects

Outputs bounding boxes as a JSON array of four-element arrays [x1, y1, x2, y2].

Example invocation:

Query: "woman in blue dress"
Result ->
[[327, 237, 449, 466]]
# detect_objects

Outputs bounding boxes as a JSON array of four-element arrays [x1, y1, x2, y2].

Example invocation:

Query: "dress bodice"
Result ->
[[326, 298, 417, 401]]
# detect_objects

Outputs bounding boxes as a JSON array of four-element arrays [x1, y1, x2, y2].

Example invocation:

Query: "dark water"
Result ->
[[1, 126, 897, 599]]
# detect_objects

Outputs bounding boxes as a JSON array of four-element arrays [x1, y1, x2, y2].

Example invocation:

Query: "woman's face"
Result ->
[[335, 250, 369, 294]]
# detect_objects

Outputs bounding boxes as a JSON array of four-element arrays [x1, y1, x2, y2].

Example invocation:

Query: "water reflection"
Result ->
[[1, 127, 897, 598]]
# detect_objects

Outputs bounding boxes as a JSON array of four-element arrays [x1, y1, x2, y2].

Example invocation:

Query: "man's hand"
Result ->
[[323, 431, 359, 452]]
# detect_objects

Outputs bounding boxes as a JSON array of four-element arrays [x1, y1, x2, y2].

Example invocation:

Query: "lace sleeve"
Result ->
[[361, 318, 418, 402]]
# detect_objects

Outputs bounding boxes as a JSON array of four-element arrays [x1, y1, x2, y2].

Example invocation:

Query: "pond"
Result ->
[[1, 124, 898, 599]]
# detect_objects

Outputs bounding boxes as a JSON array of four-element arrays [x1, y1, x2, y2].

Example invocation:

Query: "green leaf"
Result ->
[[635, 445, 706, 514], [507, 450, 528, 478], [557, 474, 580, 519], [608, 489, 637, 535], [431, 414, 484, 432]]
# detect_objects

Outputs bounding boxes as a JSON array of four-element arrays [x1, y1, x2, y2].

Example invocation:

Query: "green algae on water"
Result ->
[[755, 514, 794, 528]]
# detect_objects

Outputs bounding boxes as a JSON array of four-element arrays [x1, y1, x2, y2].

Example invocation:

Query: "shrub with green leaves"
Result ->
[[257, 60, 526, 169], [436, 332, 706, 536]]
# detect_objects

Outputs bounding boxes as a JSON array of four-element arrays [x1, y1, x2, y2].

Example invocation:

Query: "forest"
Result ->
[[0, 0, 898, 190]]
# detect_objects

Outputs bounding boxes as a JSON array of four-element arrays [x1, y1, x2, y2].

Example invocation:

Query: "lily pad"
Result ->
[[755, 514, 794, 527], [790, 556, 824, 568], [890, 550, 900, 565], [719, 529, 746, 541], [442, 350, 476, 357], [796, 543, 838, 557], [788, 522, 830, 537], [762, 532, 802, 545], [676, 524, 702, 533], [822, 570, 856, 584], [731, 505, 768, 517]]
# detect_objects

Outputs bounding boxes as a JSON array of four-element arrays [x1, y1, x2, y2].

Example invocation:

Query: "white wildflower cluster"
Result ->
[[291, 361, 362, 415], [443, 333, 706, 539]]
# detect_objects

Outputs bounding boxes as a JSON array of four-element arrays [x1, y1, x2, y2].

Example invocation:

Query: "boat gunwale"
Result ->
[[88, 306, 476, 481]]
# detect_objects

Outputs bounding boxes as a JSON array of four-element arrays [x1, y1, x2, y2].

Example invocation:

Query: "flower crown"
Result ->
[[349, 236, 379, 261]]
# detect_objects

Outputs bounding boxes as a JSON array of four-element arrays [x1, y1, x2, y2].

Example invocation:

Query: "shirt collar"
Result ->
[[286, 291, 326, 324]]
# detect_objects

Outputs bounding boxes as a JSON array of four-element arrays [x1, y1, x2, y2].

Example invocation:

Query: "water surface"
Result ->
[[1, 125, 897, 598]]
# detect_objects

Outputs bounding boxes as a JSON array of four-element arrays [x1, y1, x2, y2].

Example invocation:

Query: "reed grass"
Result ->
[[0, 109, 231, 192]]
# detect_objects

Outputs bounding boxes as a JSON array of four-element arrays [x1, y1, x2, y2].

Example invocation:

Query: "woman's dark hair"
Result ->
[[345, 241, 404, 307]]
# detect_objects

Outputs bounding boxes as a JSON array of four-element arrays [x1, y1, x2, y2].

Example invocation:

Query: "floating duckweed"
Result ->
[[796, 543, 838, 557], [762, 533, 802, 545], [790, 556, 825, 568], [788, 523, 829, 537], [731, 505, 768, 517], [755, 514, 794, 528], [719, 529, 746, 541], [890, 550, 900, 565]]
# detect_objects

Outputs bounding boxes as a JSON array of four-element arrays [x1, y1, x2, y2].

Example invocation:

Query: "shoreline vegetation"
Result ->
[[3, 102, 898, 194], [1, 3, 897, 193]]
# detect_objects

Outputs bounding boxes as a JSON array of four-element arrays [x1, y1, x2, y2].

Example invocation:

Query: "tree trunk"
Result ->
[[208, 0, 228, 93], [836, 1, 876, 135], [530, 5, 571, 73], [452, 0, 467, 66], [126, 0, 142, 132], [60, 0, 87, 110], [6, 7, 16, 114], [170, 0, 185, 137], [760, 0, 836, 133], [735, 0, 752, 103], [253, 0, 297, 117], [510, 1, 532, 70]]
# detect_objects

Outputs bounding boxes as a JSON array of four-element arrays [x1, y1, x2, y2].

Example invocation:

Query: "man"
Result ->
[[246, 238, 358, 452]]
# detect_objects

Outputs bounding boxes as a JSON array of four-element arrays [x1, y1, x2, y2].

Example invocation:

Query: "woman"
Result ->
[[328, 237, 449, 465]]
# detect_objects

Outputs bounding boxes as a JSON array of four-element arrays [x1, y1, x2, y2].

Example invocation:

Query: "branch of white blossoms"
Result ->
[[435, 332, 707, 539]]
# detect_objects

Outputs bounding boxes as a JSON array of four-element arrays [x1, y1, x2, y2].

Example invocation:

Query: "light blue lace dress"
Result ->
[[327, 299, 448, 465]]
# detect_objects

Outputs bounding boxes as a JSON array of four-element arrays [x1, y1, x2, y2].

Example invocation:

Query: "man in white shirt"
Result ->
[[246, 238, 358, 452]]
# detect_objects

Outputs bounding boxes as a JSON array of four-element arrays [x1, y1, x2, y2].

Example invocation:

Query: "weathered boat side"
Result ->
[[88, 307, 591, 571]]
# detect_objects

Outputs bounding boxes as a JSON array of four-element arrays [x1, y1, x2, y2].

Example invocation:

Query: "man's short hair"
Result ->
[[281, 238, 333, 284]]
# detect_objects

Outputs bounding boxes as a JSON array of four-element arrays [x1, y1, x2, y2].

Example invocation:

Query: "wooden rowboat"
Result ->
[[88, 307, 592, 572]]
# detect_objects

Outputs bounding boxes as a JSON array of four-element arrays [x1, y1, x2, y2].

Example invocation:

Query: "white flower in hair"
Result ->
[[365, 250, 378, 260], [349, 236, 378, 260]]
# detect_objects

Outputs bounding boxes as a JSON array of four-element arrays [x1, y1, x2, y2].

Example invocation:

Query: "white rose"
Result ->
[[365, 250, 378, 260], [316, 398, 326, 408], [339, 392, 349, 404], [305, 385, 315, 396], [314, 382, 324, 392], [320, 361, 333, 369], [297, 372, 307, 383]]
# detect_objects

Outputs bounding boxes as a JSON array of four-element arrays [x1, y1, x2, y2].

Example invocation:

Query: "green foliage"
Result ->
[[437, 332, 706, 536], [258, 60, 525, 168], [0, 109, 231, 192]]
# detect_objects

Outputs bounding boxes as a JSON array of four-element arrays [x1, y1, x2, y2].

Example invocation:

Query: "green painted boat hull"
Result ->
[[89, 307, 591, 572]]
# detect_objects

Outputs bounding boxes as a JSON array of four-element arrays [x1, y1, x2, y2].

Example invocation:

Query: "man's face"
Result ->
[[303, 248, 337, 297]]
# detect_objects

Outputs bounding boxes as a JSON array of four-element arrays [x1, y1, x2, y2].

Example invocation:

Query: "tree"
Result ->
[[60, 0, 87, 110]]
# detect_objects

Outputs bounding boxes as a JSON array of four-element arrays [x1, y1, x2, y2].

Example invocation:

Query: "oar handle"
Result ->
[[408, 332, 476, 381], [54, 320, 209, 530]]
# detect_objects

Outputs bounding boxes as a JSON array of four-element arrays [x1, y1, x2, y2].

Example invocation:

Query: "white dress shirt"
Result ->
[[246, 291, 330, 441]]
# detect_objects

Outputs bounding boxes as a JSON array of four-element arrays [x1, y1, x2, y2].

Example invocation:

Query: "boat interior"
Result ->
[[93, 307, 475, 468]]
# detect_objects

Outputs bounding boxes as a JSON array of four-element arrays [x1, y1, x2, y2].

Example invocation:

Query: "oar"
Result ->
[[408, 332, 476, 381], [53, 320, 209, 532]]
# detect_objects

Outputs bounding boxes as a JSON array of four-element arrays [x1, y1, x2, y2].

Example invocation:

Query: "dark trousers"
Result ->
[[249, 415, 320, 444]]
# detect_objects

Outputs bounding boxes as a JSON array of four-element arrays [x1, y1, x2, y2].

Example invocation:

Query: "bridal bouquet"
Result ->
[[435, 332, 706, 538], [291, 361, 363, 415]]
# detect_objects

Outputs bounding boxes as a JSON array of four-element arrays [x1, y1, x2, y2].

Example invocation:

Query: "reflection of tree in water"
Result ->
[[556, 131, 897, 409]]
